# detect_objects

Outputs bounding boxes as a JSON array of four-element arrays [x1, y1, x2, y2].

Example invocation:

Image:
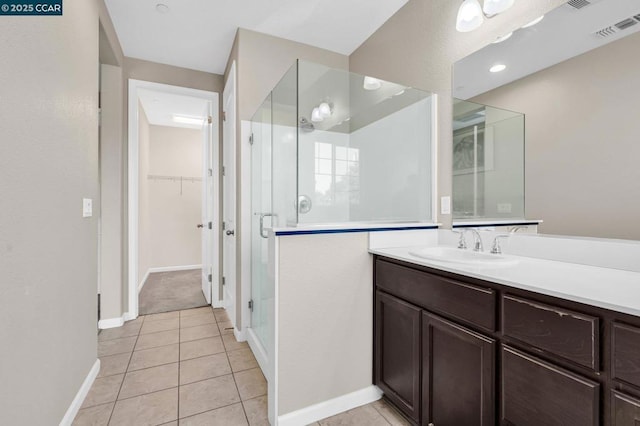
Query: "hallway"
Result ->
[[138, 270, 208, 315]]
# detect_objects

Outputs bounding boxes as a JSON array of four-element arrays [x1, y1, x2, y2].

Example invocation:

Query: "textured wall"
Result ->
[[0, 1, 100, 423]]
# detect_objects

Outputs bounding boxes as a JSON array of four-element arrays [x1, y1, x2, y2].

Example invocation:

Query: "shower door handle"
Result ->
[[256, 213, 275, 239]]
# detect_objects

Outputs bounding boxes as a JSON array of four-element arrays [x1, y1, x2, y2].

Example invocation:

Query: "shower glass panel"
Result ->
[[250, 95, 272, 350], [452, 99, 525, 219], [248, 60, 435, 359]]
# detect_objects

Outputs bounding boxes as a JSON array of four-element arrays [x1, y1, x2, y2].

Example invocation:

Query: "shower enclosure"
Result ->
[[248, 60, 435, 366]]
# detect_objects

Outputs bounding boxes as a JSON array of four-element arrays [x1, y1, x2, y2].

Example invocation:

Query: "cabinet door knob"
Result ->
[[429, 423, 435, 426]]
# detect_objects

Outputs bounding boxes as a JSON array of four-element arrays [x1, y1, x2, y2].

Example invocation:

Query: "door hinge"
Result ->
[[208, 168, 213, 177], [208, 115, 213, 124], [223, 111, 226, 122], [249, 134, 254, 145], [207, 273, 212, 283], [222, 221, 226, 230], [222, 166, 226, 176], [222, 276, 226, 286], [208, 221, 213, 230], [248, 300, 254, 312]]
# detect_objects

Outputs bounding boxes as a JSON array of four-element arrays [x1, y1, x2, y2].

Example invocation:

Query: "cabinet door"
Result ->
[[375, 290, 421, 423], [422, 312, 495, 426], [501, 345, 599, 426], [612, 390, 640, 425]]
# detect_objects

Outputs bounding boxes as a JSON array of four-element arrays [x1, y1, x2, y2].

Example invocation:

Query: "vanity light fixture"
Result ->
[[456, 0, 515, 33], [522, 15, 544, 28], [311, 107, 323, 123], [489, 64, 507, 73], [363, 76, 382, 90]]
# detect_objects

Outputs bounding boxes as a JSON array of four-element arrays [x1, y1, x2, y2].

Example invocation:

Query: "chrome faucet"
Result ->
[[464, 228, 484, 252], [452, 230, 468, 249], [491, 235, 511, 254]]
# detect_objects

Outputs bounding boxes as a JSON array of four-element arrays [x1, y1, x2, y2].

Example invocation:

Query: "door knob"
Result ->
[[226, 230, 235, 236], [197, 224, 204, 229]]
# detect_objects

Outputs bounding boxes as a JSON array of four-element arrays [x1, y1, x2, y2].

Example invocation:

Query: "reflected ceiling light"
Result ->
[[483, 0, 514, 16], [522, 15, 544, 28], [456, 0, 483, 32], [395, 89, 406, 96], [311, 107, 323, 122], [344, 117, 351, 122], [489, 64, 507, 73], [318, 102, 332, 118], [456, 0, 515, 33], [363, 76, 382, 90], [155, 3, 169, 13], [492, 32, 513, 44], [172, 114, 204, 125]]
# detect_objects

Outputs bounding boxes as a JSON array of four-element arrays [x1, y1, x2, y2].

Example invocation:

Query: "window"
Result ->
[[314, 142, 359, 206]]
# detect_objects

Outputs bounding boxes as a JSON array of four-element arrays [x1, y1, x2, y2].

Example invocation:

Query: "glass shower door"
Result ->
[[250, 96, 272, 351]]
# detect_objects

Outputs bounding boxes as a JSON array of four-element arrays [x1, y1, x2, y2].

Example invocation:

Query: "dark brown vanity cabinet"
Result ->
[[373, 255, 640, 426], [422, 313, 495, 426], [375, 290, 421, 423]]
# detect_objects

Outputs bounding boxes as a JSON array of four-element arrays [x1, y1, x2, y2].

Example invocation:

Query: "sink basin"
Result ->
[[408, 246, 519, 266]]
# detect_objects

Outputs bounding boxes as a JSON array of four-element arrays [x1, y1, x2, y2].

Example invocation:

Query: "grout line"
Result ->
[[177, 400, 246, 422], [177, 312, 181, 420]]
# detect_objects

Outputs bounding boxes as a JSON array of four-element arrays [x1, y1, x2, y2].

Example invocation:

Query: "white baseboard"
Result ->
[[138, 264, 202, 293], [98, 316, 125, 329], [123, 311, 136, 322], [59, 359, 101, 426], [212, 299, 224, 308], [247, 328, 269, 381], [277, 385, 383, 426], [234, 326, 247, 342]]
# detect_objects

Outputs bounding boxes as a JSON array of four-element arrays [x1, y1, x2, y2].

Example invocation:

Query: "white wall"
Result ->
[[0, 1, 100, 423], [138, 106, 151, 285], [146, 125, 203, 269]]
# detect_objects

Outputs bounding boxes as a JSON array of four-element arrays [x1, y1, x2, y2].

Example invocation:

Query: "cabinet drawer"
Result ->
[[502, 295, 599, 370], [376, 259, 496, 331], [612, 390, 640, 425], [501, 345, 600, 426], [613, 322, 640, 388]]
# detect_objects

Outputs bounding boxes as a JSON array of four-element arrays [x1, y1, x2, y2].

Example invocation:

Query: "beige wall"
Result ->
[[224, 28, 350, 329], [0, 1, 100, 423], [349, 0, 566, 228], [138, 106, 152, 285], [100, 64, 125, 319], [472, 31, 640, 240], [146, 125, 203, 269], [277, 233, 373, 415], [125, 57, 224, 94]]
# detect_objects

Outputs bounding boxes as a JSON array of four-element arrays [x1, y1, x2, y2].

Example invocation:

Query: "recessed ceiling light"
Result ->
[[363, 76, 382, 91], [522, 15, 544, 28], [172, 114, 203, 125], [492, 32, 513, 44], [156, 3, 169, 14], [489, 64, 507, 73]]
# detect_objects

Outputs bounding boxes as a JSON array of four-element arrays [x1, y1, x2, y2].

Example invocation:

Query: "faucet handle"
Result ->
[[491, 234, 511, 255], [452, 230, 467, 250]]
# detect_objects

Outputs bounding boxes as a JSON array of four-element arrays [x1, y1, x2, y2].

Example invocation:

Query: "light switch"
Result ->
[[83, 198, 93, 218], [441, 196, 451, 215]]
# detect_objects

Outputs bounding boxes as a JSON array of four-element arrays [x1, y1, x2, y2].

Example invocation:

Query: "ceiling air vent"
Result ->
[[595, 13, 640, 38], [567, 0, 592, 10]]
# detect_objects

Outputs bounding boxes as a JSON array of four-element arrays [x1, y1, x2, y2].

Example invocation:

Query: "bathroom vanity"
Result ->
[[371, 249, 640, 426]]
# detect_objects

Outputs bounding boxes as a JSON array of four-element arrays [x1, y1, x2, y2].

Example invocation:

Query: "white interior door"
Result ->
[[201, 103, 214, 304], [223, 63, 237, 328]]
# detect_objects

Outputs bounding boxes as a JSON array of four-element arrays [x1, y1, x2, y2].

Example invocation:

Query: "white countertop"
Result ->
[[370, 246, 640, 317]]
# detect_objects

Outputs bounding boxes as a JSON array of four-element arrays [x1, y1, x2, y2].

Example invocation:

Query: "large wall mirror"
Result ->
[[453, 0, 640, 240]]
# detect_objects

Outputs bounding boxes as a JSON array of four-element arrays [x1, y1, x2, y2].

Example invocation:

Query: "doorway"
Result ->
[[128, 80, 220, 317]]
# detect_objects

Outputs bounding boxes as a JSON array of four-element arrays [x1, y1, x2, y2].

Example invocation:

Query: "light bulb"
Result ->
[[311, 107, 323, 122], [363, 76, 382, 91], [456, 0, 483, 32], [489, 64, 507, 73], [483, 0, 514, 16], [318, 102, 332, 118]]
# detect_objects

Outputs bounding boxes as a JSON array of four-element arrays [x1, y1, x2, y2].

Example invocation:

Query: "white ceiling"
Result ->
[[138, 88, 209, 129], [105, 0, 409, 75], [454, 0, 640, 100]]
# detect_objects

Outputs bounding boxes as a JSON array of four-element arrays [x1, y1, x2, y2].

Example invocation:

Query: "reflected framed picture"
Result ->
[[453, 124, 494, 175]]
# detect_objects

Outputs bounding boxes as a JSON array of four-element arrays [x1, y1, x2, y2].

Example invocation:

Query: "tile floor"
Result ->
[[138, 270, 208, 315], [76, 306, 410, 426]]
